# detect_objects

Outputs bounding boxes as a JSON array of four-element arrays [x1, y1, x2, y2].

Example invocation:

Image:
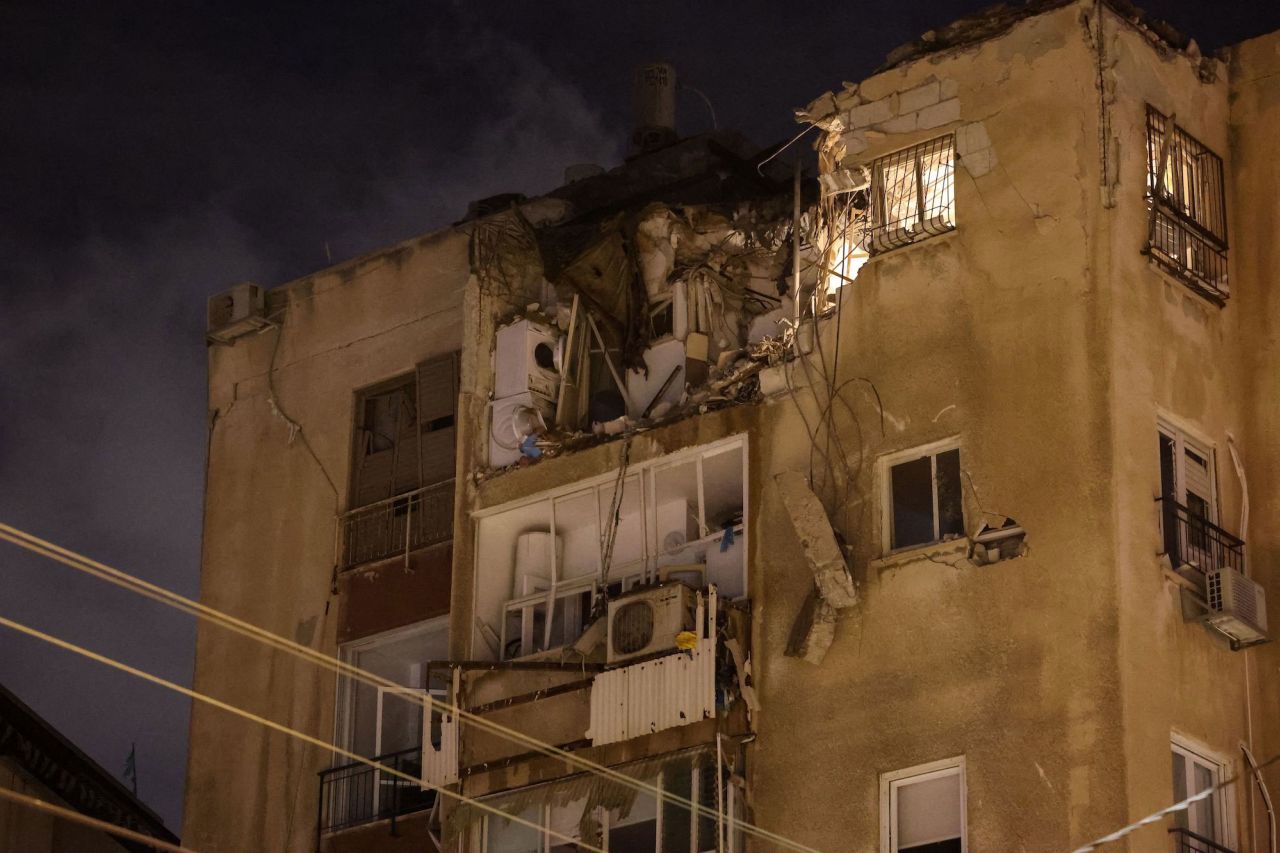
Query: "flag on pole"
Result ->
[[123, 743, 137, 796]]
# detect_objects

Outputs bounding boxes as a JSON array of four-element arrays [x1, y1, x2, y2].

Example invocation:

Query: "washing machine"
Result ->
[[488, 391, 556, 468], [494, 318, 562, 401]]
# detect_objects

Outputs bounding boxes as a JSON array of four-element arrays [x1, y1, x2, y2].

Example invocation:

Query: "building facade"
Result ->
[[184, 3, 1280, 852]]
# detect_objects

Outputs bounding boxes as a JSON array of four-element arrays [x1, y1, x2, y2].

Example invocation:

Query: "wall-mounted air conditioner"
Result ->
[[207, 282, 272, 344], [1204, 565, 1268, 648], [606, 583, 698, 665]]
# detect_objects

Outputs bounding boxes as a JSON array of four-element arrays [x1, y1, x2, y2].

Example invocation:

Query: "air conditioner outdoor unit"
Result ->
[[207, 282, 272, 344], [606, 583, 697, 665], [1204, 565, 1268, 648]]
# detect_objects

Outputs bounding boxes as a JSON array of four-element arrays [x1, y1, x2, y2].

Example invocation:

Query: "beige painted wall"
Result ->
[[183, 228, 470, 852], [186, 4, 1280, 852]]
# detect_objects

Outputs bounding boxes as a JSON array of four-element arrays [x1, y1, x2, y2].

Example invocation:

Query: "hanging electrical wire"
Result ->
[[0, 611, 602, 853], [0, 523, 822, 853]]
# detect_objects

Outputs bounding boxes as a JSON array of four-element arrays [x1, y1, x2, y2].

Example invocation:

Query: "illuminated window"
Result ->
[[867, 136, 956, 255], [1145, 107, 1229, 302]]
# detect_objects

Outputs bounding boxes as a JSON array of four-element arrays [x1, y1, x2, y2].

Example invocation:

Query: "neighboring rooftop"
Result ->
[[0, 682, 179, 851]]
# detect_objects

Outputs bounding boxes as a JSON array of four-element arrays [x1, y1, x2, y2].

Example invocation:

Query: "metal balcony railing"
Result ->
[[1169, 827, 1235, 853], [340, 480, 454, 571], [317, 747, 433, 837], [1157, 497, 1245, 578]]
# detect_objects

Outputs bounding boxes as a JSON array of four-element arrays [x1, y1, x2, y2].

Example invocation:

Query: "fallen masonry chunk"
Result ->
[[774, 470, 859, 608], [785, 588, 838, 665]]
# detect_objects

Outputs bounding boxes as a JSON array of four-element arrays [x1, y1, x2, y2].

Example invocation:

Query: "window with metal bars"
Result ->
[[1145, 107, 1229, 303], [866, 135, 956, 255]]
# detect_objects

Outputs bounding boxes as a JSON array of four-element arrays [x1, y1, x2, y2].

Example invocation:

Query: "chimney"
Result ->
[[632, 63, 678, 154]]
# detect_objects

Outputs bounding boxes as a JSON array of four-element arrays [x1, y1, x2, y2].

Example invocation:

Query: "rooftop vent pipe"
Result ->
[[632, 62, 678, 154]]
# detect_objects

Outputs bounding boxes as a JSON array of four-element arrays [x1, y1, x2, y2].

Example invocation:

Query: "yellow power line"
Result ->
[[0, 611, 602, 852], [0, 523, 820, 853]]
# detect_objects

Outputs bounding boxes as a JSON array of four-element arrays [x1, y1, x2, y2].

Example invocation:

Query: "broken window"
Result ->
[[1145, 107, 1229, 302], [326, 618, 448, 830], [334, 618, 449, 760], [867, 135, 955, 255], [885, 442, 963, 552], [342, 353, 459, 569], [480, 757, 736, 852], [882, 758, 965, 853], [472, 437, 747, 661], [1171, 740, 1231, 847]]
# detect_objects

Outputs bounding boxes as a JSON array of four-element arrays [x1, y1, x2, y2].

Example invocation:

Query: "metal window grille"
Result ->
[[316, 747, 433, 837], [1145, 107, 1229, 302], [1157, 497, 1245, 578], [866, 135, 955, 255], [1168, 827, 1235, 853]]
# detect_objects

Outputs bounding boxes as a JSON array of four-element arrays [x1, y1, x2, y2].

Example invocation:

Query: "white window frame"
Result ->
[[879, 437, 963, 556], [473, 434, 749, 661], [333, 616, 449, 760], [880, 756, 967, 853], [1171, 733, 1235, 849], [1157, 413, 1219, 522]]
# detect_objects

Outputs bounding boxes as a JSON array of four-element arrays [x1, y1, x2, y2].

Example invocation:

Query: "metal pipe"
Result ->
[[1244, 743, 1277, 852]]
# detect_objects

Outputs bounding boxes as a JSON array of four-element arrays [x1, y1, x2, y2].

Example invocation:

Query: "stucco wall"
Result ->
[[184, 228, 470, 852], [753, 6, 1126, 849]]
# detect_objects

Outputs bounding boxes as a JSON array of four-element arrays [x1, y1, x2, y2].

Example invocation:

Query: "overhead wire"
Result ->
[[0, 786, 194, 853], [0, 612, 597, 852], [1072, 750, 1280, 852], [0, 523, 821, 853]]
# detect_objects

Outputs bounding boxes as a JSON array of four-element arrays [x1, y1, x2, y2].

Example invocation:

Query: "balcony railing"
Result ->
[[317, 747, 433, 837], [1169, 827, 1235, 853], [1158, 497, 1245, 578], [340, 480, 454, 571]]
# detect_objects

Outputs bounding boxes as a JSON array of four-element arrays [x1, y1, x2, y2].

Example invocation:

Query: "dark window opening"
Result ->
[[889, 445, 964, 551]]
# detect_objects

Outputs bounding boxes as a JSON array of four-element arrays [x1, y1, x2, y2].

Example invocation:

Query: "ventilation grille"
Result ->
[[611, 601, 655, 656]]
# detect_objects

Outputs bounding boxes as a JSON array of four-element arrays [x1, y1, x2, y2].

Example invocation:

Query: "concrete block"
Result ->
[[841, 129, 868, 156], [956, 121, 997, 177], [917, 97, 961, 130], [897, 80, 941, 114], [834, 88, 863, 111], [877, 113, 919, 135], [961, 147, 998, 178], [847, 97, 892, 129], [774, 471, 859, 609], [940, 78, 960, 99], [955, 121, 991, 156]]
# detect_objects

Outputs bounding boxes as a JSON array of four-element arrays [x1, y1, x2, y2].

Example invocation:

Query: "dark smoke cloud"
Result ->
[[0, 0, 1272, 832]]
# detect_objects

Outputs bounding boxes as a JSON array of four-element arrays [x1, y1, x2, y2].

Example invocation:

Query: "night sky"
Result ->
[[1, 0, 1275, 833]]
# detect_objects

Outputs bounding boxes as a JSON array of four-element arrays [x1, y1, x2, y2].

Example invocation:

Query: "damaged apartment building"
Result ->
[[185, 3, 1280, 852]]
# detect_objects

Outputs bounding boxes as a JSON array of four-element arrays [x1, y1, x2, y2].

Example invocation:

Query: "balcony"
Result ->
[[340, 480, 454, 572], [1169, 827, 1234, 853], [1158, 497, 1245, 579], [317, 747, 434, 838]]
